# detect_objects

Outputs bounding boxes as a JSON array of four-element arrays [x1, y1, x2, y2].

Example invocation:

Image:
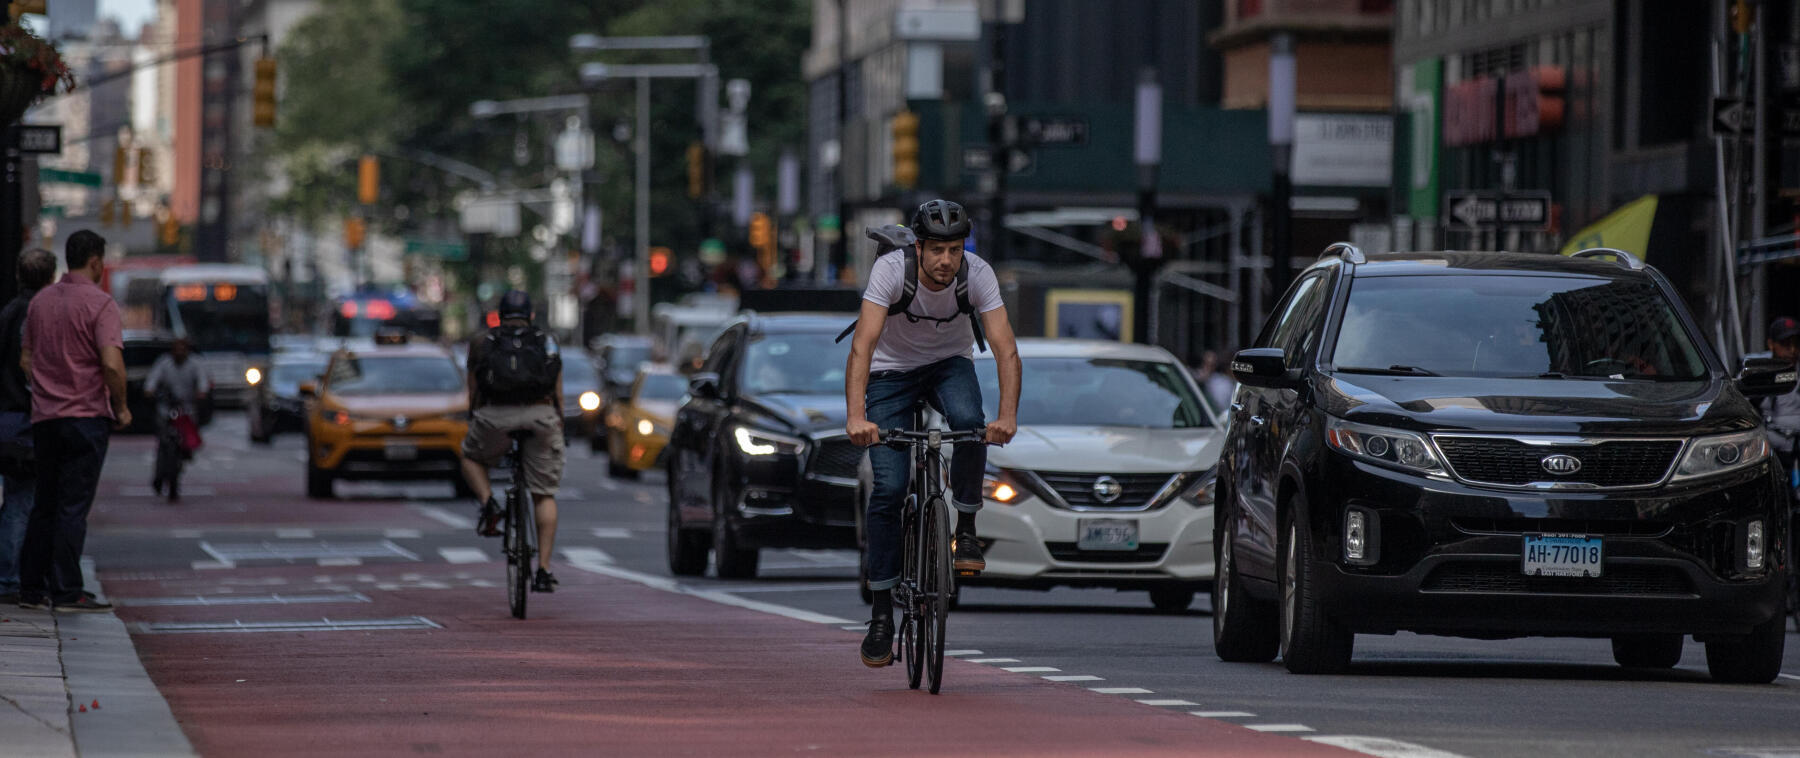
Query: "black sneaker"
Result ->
[[54, 593, 112, 614], [860, 616, 895, 668], [531, 569, 558, 593], [476, 496, 503, 538], [952, 531, 985, 574], [16, 594, 48, 610]]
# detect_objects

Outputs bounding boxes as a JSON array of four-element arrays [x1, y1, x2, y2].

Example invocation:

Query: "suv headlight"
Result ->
[[1672, 429, 1769, 482], [733, 426, 803, 456], [1325, 417, 1447, 476]]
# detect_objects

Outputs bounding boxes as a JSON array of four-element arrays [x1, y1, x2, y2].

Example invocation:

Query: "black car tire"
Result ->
[[1150, 586, 1197, 613], [667, 497, 709, 577], [306, 456, 333, 500], [250, 410, 272, 445], [1704, 610, 1787, 684], [712, 476, 759, 579], [1213, 511, 1279, 663], [607, 457, 640, 479], [1612, 634, 1683, 669], [1279, 512, 1354, 674]]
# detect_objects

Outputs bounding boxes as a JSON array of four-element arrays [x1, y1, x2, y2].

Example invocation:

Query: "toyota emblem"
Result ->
[[1540, 453, 1582, 476], [1092, 475, 1123, 504], [393, 415, 410, 431]]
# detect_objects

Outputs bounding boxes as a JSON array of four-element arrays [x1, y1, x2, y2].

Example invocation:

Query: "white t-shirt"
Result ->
[[862, 251, 1004, 372]]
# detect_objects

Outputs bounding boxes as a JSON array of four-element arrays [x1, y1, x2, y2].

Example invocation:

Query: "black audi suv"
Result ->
[[1213, 244, 1795, 682], [664, 312, 862, 579]]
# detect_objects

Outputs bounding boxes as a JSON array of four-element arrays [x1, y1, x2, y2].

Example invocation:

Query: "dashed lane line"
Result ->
[[561, 547, 614, 565], [438, 548, 491, 565], [1247, 725, 1316, 733], [190, 560, 233, 570], [1779, 673, 1800, 681], [714, 582, 855, 594], [275, 529, 315, 539], [1090, 687, 1154, 695], [1001, 666, 1061, 673], [384, 529, 422, 539], [1043, 675, 1103, 682], [590, 527, 633, 539], [1191, 711, 1256, 718], [411, 504, 475, 529], [564, 557, 856, 625], [968, 658, 1021, 664], [1304, 736, 1473, 758], [316, 557, 362, 567], [1137, 699, 1198, 707], [944, 650, 983, 656]]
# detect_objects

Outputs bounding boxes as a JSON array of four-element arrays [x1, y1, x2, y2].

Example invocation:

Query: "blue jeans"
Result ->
[[20, 417, 110, 604], [0, 411, 32, 595], [864, 357, 986, 592]]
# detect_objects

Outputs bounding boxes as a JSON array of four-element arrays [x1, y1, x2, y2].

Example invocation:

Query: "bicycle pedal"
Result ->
[[956, 569, 981, 578]]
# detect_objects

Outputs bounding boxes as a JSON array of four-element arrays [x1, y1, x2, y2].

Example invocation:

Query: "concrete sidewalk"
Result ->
[[0, 561, 195, 758]]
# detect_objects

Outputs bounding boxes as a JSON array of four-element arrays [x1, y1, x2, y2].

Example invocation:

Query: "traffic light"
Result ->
[[648, 246, 672, 277], [357, 155, 378, 205], [686, 142, 707, 199], [345, 216, 366, 249], [891, 110, 919, 189], [748, 212, 775, 269], [252, 58, 277, 128], [138, 148, 155, 186]]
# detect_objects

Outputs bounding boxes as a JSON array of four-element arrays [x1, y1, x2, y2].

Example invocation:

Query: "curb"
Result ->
[[59, 557, 196, 757]]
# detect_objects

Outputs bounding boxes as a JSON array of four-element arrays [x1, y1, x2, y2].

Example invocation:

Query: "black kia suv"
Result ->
[[1213, 244, 1796, 682]]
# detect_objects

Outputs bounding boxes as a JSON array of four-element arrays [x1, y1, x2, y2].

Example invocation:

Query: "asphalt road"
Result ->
[[86, 412, 1800, 758]]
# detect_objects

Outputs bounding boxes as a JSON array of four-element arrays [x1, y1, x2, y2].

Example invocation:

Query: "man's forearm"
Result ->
[[845, 349, 871, 423], [996, 349, 1022, 420], [104, 366, 128, 409]]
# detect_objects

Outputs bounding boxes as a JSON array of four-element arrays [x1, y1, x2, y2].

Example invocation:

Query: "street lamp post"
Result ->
[[1132, 67, 1162, 344], [1268, 33, 1297, 298]]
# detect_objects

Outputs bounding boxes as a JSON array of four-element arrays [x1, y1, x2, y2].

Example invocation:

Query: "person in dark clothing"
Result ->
[[0, 249, 56, 605]]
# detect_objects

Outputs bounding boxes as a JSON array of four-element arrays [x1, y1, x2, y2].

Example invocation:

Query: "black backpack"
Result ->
[[835, 225, 987, 352], [480, 325, 560, 404]]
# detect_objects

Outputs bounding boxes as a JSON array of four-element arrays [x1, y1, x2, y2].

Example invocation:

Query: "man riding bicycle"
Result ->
[[460, 290, 565, 594], [144, 338, 209, 497], [844, 199, 1021, 668]]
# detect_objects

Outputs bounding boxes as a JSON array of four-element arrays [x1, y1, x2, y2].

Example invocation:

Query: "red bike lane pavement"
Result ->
[[105, 561, 1362, 757]]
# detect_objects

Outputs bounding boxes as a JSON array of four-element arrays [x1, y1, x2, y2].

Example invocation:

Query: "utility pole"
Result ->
[[1132, 68, 1163, 344], [1268, 33, 1297, 297], [985, 18, 1008, 262], [835, 0, 851, 280]]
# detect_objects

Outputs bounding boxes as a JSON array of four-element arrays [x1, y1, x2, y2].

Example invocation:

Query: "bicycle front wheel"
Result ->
[[901, 502, 925, 689], [924, 496, 951, 694], [507, 489, 531, 619]]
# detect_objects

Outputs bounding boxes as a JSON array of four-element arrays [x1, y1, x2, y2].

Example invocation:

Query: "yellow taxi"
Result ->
[[603, 363, 685, 479], [302, 333, 470, 498]]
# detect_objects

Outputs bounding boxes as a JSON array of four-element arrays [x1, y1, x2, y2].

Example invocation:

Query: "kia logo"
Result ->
[[1540, 454, 1582, 475], [1092, 475, 1123, 503]]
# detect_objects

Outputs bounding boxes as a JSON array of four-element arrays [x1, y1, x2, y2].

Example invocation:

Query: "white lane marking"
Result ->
[[1091, 687, 1154, 695], [438, 548, 491, 565], [316, 557, 362, 566], [412, 504, 475, 529], [1246, 725, 1315, 733], [590, 527, 633, 539], [1137, 699, 1198, 707], [715, 582, 854, 594], [171, 529, 204, 539], [1044, 675, 1103, 682], [1778, 673, 1800, 681], [191, 560, 233, 570], [275, 529, 315, 539], [1191, 711, 1256, 718], [944, 650, 983, 657], [1001, 666, 1061, 673], [566, 559, 855, 625], [197, 542, 236, 568], [1304, 736, 1474, 758], [968, 658, 1021, 664], [561, 547, 614, 565], [598, 479, 619, 491], [384, 529, 423, 539], [841, 625, 868, 631]]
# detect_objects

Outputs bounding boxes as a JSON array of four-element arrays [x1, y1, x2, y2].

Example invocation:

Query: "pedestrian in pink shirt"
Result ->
[[16, 231, 128, 613]]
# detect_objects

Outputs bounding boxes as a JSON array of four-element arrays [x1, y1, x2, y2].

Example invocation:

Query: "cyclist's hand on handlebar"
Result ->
[[985, 417, 1017, 446], [847, 418, 881, 448]]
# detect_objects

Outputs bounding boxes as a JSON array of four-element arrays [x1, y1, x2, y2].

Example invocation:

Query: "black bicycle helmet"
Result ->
[[911, 199, 972, 241], [497, 289, 533, 320]]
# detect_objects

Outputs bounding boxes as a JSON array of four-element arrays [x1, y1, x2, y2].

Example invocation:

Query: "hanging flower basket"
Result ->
[[0, 24, 76, 129]]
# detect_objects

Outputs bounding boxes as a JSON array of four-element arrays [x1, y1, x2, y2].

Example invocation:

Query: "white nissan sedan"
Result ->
[[859, 338, 1222, 612]]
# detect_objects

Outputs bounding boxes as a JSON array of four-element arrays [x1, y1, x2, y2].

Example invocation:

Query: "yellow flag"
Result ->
[[1560, 195, 1657, 257]]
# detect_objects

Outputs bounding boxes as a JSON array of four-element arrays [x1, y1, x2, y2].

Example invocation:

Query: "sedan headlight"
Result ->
[[734, 426, 803, 456], [578, 391, 601, 411], [1672, 429, 1768, 482], [1177, 467, 1217, 508], [982, 467, 1024, 504], [245, 367, 263, 385], [1325, 417, 1447, 476]]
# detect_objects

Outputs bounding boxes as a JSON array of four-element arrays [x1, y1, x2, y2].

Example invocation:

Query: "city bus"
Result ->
[[156, 264, 273, 408]]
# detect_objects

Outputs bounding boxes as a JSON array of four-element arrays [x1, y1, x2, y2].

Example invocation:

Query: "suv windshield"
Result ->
[[1331, 275, 1709, 381], [976, 357, 1212, 429], [742, 332, 849, 395]]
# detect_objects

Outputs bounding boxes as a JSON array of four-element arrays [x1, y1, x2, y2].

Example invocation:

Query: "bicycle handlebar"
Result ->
[[877, 427, 990, 448]]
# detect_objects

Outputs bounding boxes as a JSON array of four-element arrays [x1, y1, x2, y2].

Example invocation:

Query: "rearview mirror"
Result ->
[[1737, 357, 1797, 398], [298, 381, 318, 398], [688, 372, 721, 400], [1231, 348, 1300, 390]]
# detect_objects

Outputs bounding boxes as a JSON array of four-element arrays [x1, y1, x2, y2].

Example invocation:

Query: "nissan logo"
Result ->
[[393, 415, 410, 431], [1092, 475, 1123, 504], [1540, 454, 1582, 476]]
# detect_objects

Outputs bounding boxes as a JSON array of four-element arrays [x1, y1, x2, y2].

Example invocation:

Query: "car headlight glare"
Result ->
[[1672, 429, 1768, 481], [982, 474, 1021, 504], [636, 418, 654, 436], [245, 367, 262, 385], [733, 426, 802, 456], [1325, 417, 1447, 476], [579, 391, 601, 411]]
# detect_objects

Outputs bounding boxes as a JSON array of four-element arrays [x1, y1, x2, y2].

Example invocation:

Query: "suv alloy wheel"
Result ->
[[1279, 505, 1353, 674], [1213, 511, 1278, 662]]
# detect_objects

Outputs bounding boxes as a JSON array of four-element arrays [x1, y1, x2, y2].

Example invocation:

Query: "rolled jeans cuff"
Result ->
[[867, 575, 901, 591], [952, 498, 982, 515]]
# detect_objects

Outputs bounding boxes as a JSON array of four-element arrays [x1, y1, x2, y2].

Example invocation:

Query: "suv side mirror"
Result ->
[[1231, 348, 1300, 390], [1737, 357, 1797, 398], [688, 372, 721, 400], [298, 381, 318, 398]]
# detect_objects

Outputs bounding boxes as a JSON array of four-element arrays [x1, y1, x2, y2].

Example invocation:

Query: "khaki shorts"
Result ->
[[461, 405, 565, 497]]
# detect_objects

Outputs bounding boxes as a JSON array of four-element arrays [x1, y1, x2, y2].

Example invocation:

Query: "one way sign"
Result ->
[[1713, 96, 1754, 135], [1446, 191, 1551, 232]]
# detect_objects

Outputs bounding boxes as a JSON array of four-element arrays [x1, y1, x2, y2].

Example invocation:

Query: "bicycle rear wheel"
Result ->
[[506, 487, 530, 619], [924, 495, 951, 694]]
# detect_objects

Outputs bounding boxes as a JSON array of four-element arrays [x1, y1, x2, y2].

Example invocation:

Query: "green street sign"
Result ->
[[404, 239, 468, 261], [39, 167, 101, 187]]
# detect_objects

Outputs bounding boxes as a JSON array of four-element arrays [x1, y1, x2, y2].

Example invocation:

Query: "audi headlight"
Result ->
[[578, 391, 601, 411], [1672, 429, 1768, 481], [1325, 417, 1447, 476], [733, 426, 803, 456]]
